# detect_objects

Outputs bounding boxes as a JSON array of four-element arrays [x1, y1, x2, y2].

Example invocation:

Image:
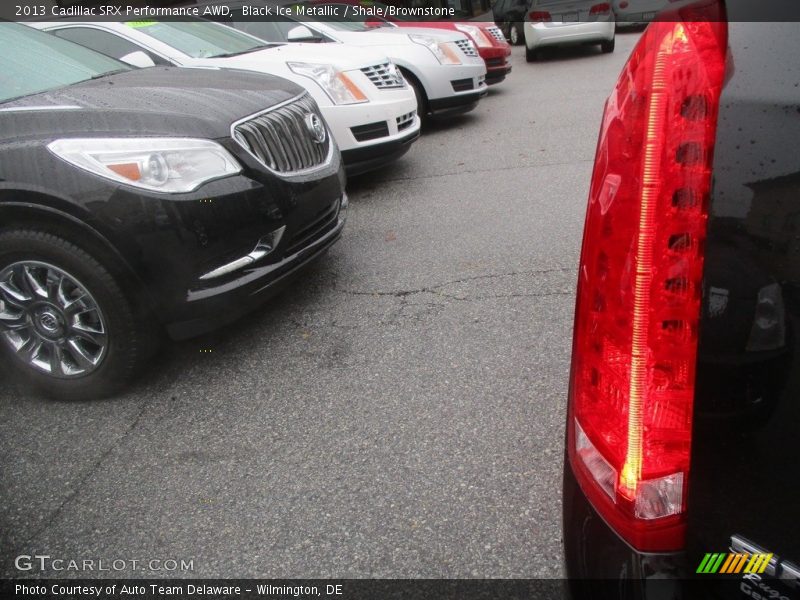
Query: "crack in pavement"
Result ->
[[15, 398, 152, 552], [333, 268, 575, 301]]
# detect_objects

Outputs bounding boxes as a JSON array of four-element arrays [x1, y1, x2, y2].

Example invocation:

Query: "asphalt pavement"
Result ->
[[0, 30, 642, 579]]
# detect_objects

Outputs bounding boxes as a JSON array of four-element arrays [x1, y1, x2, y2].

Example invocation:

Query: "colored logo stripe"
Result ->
[[697, 553, 725, 573], [747, 553, 773, 574], [698, 553, 773, 574], [724, 553, 749, 574]]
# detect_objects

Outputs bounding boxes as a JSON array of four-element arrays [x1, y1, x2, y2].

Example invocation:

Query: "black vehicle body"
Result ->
[[492, 0, 532, 45], [563, 3, 800, 599], [0, 67, 346, 341]]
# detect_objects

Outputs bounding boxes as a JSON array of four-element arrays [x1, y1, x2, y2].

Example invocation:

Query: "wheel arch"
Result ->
[[0, 190, 157, 314], [397, 66, 429, 115]]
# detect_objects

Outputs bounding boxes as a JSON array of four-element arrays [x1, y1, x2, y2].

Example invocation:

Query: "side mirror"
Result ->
[[119, 51, 156, 68], [286, 25, 320, 43]]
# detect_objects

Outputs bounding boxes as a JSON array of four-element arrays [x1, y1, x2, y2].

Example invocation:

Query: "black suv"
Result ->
[[0, 23, 346, 400], [492, 0, 532, 45], [563, 1, 800, 598]]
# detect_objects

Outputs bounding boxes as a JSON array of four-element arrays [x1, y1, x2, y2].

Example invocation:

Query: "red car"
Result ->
[[315, 1, 513, 85]]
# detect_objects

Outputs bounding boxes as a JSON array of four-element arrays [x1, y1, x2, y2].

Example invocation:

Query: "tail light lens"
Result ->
[[567, 2, 727, 552], [528, 11, 552, 22], [590, 3, 612, 14]]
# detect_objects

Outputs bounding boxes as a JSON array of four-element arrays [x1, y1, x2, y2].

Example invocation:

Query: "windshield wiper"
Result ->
[[211, 44, 274, 58], [90, 68, 130, 80]]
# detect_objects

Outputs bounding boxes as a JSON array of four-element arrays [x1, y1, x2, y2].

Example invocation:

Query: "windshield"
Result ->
[[124, 19, 270, 59], [0, 23, 130, 104]]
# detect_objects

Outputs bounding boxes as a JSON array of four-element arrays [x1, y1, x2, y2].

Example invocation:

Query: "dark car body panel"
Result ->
[[1, 66, 346, 338], [562, 4, 800, 598], [0, 66, 302, 138], [492, 0, 532, 39], [686, 17, 800, 594]]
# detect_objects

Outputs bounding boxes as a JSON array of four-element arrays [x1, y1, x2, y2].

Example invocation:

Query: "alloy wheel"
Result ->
[[0, 261, 108, 378]]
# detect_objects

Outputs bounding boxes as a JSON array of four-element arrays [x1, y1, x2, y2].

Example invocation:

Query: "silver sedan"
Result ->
[[524, 0, 616, 61]]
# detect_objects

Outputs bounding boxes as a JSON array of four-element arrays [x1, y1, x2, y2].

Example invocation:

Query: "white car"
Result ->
[[27, 20, 420, 176], [524, 0, 616, 62], [612, 0, 669, 26], [211, 3, 488, 120]]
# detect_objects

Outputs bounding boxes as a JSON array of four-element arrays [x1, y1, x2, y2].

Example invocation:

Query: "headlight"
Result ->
[[287, 62, 368, 105], [409, 34, 462, 65], [47, 138, 241, 193], [454, 24, 492, 48]]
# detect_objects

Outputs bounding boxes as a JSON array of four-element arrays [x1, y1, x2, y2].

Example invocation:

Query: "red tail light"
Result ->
[[567, 2, 727, 552], [528, 11, 552, 22], [590, 3, 611, 14]]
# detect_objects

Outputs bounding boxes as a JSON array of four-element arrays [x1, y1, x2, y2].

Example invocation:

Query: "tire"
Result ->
[[525, 45, 540, 63], [0, 228, 156, 400], [509, 23, 522, 46], [601, 38, 616, 53]]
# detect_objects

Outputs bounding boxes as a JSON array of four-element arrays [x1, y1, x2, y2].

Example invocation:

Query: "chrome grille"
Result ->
[[361, 62, 405, 89], [454, 38, 478, 58], [486, 25, 505, 43], [232, 93, 330, 174]]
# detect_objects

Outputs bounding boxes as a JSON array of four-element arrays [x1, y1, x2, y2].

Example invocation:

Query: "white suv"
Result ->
[[207, 3, 489, 120], [28, 19, 420, 176]]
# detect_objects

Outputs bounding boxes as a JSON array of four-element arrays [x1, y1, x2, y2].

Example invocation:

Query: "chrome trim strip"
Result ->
[[731, 535, 778, 577], [199, 226, 285, 281]]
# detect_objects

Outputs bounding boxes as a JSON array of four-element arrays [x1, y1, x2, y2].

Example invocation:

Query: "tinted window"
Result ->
[[0, 23, 128, 103]]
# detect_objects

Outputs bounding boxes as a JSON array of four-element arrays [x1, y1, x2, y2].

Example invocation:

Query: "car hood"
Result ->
[[203, 42, 389, 71], [332, 27, 465, 47], [0, 66, 305, 141]]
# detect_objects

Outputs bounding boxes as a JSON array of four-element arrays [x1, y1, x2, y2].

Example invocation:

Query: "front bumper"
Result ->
[[418, 59, 488, 106], [167, 193, 347, 339], [478, 45, 512, 85], [317, 84, 420, 159], [428, 88, 487, 117], [341, 128, 420, 176], [525, 19, 615, 50]]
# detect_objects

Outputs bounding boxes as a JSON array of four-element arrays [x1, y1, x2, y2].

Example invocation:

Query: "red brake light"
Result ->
[[620, 1, 630, 8], [528, 11, 552, 22], [590, 3, 611, 14], [567, 2, 727, 552]]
